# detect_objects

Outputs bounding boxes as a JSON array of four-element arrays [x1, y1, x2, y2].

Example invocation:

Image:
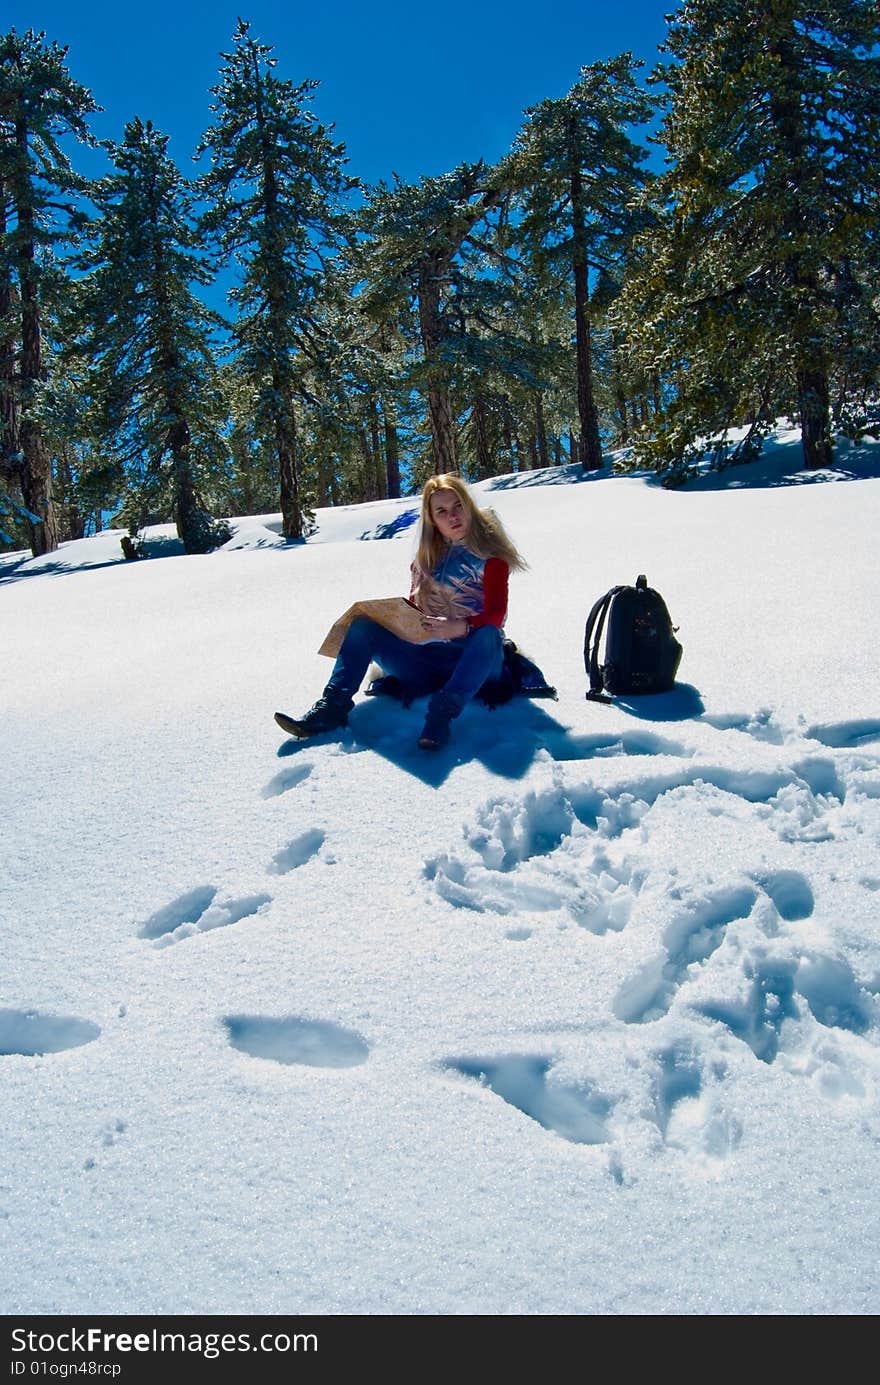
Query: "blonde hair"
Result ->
[[415, 473, 528, 576]]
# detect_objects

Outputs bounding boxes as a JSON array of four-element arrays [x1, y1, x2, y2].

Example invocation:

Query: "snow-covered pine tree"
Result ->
[[295, 222, 406, 506], [0, 28, 97, 554], [487, 221, 586, 474], [453, 261, 570, 479], [618, 0, 880, 473], [197, 20, 352, 539], [513, 55, 652, 471], [363, 162, 516, 475], [37, 339, 124, 541], [77, 118, 229, 554]]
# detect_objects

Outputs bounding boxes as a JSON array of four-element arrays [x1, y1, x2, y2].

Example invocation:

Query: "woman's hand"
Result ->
[[420, 615, 469, 640]]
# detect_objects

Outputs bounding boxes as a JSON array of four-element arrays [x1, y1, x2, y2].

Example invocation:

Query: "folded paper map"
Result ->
[[318, 597, 434, 658]]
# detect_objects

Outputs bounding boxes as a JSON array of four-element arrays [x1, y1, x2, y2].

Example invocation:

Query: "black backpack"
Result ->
[[584, 574, 682, 703]]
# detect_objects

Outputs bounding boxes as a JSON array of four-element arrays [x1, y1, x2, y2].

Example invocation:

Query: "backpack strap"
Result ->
[[584, 587, 622, 701]]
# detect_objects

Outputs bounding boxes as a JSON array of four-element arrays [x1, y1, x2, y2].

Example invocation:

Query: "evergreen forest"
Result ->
[[2, 2, 878, 557]]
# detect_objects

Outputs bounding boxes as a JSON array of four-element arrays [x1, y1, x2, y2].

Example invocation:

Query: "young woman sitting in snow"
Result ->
[[275, 473, 528, 750]]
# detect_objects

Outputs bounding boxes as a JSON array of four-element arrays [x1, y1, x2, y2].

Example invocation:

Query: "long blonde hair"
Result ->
[[415, 474, 528, 575]]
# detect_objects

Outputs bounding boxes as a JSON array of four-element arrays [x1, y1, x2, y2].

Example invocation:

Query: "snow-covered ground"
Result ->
[[2, 428, 879, 1315]]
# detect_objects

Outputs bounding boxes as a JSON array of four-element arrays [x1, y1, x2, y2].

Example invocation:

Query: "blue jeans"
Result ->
[[326, 618, 504, 704]]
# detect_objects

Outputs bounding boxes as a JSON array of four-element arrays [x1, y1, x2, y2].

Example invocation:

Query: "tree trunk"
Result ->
[[502, 399, 522, 472], [533, 390, 549, 469], [568, 123, 602, 471], [411, 173, 508, 475], [417, 265, 457, 474], [797, 367, 833, 469], [426, 389, 457, 473], [266, 324, 301, 536], [152, 219, 219, 553], [276, 390, 303, 538], [472, 393, 493, 478], [612, 361, 630, 444], [359, 422, 377, 502], [18, 420, 56, 552], [499, 399, 516, 472], [14, 114, 57, 554], [382, 400, 400, 499], [314, 426, 339, 507], [369, 398, 385, 499], [167, 413, 205, 553], [55, 446, 85, 541]]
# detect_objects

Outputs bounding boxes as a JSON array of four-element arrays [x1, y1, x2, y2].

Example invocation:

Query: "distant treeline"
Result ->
[[2, 4, 879, 556]]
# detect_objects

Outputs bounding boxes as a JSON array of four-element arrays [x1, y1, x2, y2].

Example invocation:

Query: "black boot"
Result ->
[[275, 689, 353, 739], [418, 691, 464, 750]]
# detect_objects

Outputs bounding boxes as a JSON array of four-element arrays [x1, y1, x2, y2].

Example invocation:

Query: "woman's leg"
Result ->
[[277, 619, 505, 743], [419, 626, 505, 749], [277, 619, 456, 738], [326, 617, 455, 699], [439, 625, 504, 702]]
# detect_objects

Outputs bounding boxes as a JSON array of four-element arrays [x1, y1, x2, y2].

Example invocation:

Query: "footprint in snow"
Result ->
[[613, 884, 759, 1024], [697, 948, 878, 1065], [651, 1043, 702, 1137], [790, 757, 846, 801], [445, 1053, 612, 1145], [138, 885, 272, 946], [261, 761, 313, 798], [700, 708, 788, 745], [750, 869, 814, 922], [543, 729, 691, 761], [267, 828, 325, 875], [426, 784, 645, 930], [425, 758, 846, 944], [649, 1043, 741, 1157], [805, 717, 880, 750], [0, 1007, 100, 1057], [792, 954, 878, 1035], [224, 1014, 369, 1067]]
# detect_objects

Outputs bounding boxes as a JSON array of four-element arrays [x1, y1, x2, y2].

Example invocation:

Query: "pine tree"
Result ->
[[0, 28, 97, 554], [77, 118, 229, 554], [297, 228, 405, 505], [618, 0, 880, 473], [514, 55, 652, 470], [364, 162, 516, 474], [38, 340, 124, 541], [197, 20, 352, 539]]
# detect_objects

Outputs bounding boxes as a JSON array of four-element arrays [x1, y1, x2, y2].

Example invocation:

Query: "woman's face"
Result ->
[[429, 488, 471, 545]]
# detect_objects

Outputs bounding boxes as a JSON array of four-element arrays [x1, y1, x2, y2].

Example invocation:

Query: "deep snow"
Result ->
[[2, 430, 879, 1315]]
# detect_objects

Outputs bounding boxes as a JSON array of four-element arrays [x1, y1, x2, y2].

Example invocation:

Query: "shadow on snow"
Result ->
[[275, 682, 706, 786]]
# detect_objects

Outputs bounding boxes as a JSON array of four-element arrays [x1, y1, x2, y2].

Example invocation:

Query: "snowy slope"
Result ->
[[2, 436, 879, 1315]]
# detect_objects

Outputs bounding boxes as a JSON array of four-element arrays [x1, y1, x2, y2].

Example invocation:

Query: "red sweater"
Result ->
[[466, 556, 508, 629]]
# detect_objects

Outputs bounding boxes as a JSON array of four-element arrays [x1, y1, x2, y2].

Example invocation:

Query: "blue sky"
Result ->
[[8, 0, 671, 182]]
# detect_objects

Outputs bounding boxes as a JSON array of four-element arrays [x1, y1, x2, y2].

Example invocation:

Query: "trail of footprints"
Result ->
[[5, 714, 878, 1173], [1, 755, 329, 1063], [429, 711, 880, 1153]]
